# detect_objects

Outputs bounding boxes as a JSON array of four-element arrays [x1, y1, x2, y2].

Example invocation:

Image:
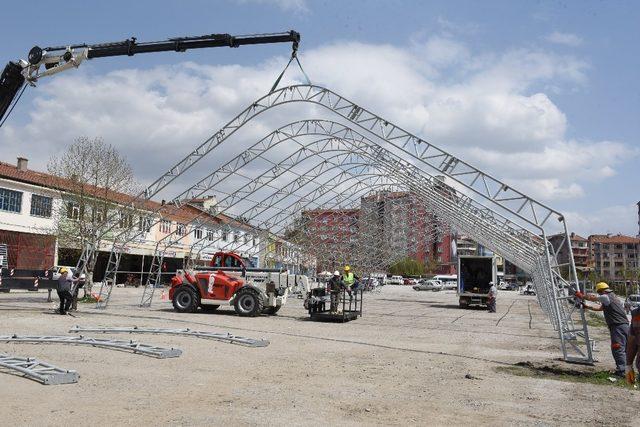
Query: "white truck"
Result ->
[[457, 255, 497, 308]]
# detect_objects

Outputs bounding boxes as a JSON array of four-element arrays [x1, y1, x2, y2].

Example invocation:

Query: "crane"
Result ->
[[0, 31, 300, 126]]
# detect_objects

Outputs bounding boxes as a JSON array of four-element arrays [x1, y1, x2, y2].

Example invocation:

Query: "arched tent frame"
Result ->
[[75, 86, 591, 364]]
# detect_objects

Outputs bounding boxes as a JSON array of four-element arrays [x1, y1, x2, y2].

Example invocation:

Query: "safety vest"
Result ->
[[343, 272, 354, 286]]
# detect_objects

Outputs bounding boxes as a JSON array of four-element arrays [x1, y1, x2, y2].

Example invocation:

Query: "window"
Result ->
[[0, 188, 22, 213], [138, 216, 152, 232], [234, 233, 239, 243], [119, 212, 133, 228], [176, 223, 186, 236], [222, 231, 228, 242], [206, 229, 214, 241], [92, 207, 105, 223], [67, 203, 82, 220], [252, 238, 256, 246], [194, 228, 203, 239], [160, 220, 171, 233], [615, 244, 623, 250], [30, 194, 52, 217]]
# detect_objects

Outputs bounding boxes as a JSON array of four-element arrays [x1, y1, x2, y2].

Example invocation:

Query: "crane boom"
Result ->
[[0, 31, 300, 126]]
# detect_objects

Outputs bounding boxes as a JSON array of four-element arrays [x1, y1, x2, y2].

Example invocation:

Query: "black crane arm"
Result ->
[[0, 31, 300, 126]]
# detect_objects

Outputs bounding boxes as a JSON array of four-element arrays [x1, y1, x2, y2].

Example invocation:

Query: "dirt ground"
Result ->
[[0, 286, 638, 426]]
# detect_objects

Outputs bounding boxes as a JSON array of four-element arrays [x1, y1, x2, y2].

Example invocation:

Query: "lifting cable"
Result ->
[[269, 44, 311, 93]]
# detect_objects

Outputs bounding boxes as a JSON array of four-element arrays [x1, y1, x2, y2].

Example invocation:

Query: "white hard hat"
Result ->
[[334, 271, 340, 276], [489, 281, 494, 285]]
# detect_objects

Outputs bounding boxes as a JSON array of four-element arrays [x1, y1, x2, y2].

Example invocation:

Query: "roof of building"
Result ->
[[0, 159, 160, 211], [588, 234, 640, 244], [0, 159, 258, 233]]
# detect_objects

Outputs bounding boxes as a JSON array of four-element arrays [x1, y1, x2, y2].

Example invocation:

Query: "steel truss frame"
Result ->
[[81, 85, 589, 363], [131, 120, 589, 362], [69, 326, 269, 347], [0, 352, 79, 385], [0, 335, 182, 358]]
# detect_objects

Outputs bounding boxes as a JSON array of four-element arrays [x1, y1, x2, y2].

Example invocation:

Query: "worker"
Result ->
[[576, 282, 629, 376], [625, 306, 640, 385], [343, 265, 355, 290], [56, 268, 73, 315], [487, 281, 497, 313], [328, 271, 343, 313]]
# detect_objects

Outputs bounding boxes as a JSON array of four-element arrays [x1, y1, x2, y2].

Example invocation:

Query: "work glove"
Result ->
[[625, 365, 636, 385], [574, 291, 584, 299]]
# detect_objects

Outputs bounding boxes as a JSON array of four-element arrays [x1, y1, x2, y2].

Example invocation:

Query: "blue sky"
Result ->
[[1, 0, 638, 236]]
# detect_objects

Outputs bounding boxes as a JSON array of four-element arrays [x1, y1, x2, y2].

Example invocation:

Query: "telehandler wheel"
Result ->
[[234, 288, 264, 317], [262, 305, 281, 315], [172, 287, 199, 313], [201, 304, 220, 312]]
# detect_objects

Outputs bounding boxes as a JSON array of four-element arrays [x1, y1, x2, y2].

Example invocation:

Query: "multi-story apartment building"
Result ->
[[548, 232, 589, 273], [299, 208, 359, 273], [361, 191, 455, 274], [588, 233, 640, 282], [0, 157, 266, 280]]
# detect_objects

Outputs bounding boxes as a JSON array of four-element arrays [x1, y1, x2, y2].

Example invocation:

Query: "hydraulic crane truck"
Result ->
[[169, 251, 310, 316], [0, 30, 300, 125], [457, 255, 497, 308]]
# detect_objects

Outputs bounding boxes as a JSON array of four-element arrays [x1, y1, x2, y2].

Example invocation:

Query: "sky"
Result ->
[[0, 0, 638, 237]]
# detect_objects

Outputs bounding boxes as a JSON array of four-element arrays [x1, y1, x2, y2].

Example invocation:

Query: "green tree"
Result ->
[[389, 257, 425, 277]]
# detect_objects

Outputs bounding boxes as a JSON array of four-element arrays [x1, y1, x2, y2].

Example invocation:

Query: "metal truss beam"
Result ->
[[69, 326, 269, 347], [0, 352, 79, 385], [87, 83, 588, 363], [0, 335, 182, 358]]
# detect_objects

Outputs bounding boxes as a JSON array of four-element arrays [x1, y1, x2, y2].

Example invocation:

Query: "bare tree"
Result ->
[[48, 137, 139, 295]]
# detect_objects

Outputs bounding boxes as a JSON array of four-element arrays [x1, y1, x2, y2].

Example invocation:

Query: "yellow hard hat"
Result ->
[[59, 268, 68, 274], [344, 265, 351, 271], [595, 282, 609, 293]]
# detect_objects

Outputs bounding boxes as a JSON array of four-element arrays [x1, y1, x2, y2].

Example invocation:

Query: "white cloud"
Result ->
[[236, 0, 309, 13], [545, 31, 583, 47], [0, 34, 632, 213], [564, 204, 639, 237]]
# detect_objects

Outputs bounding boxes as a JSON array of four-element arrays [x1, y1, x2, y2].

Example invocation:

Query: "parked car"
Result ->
[[386, 275, 404, 285], [498, 281, 518, 291], [413, 279, 443, 292], [403, 278, 419, 286], [625, 294, 640, 312]]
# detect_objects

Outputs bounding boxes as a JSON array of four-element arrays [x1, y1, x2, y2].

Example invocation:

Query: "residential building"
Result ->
[[0, 157, 266, 282], [359, 191, 455, 274], [548, 232, 589, 273], [588, 233, 640, 282], [300, 208, 359, 273]]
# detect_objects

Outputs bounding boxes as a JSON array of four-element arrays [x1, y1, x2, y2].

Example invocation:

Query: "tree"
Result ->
[[48, 137, 139, 294], [389, 257, 426, 277]]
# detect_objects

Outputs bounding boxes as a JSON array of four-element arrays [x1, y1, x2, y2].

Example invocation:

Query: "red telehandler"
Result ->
[[169, 251, 311, 316]]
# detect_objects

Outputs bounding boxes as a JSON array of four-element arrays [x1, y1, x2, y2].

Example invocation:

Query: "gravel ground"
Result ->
[[0, 286, 638, 426]]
